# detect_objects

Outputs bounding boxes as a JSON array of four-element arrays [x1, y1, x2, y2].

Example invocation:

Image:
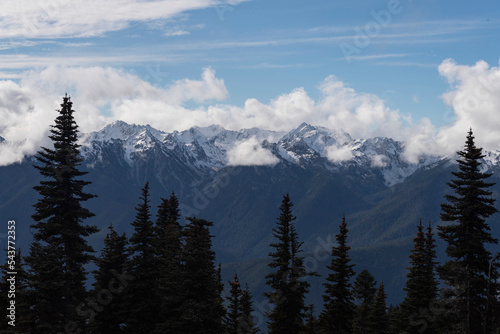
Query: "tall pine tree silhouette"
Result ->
[[153, 192, 184, 334], [438, 129, 498, 333], [399, 220, 438, 334], [352, 268, 377, 334], [264, 194, 312, 334], [125, 182, 160, 333], [239, 284, 260, 334], [367, 282, 388, 334], [26, 95, 98, 333], [320, 215, 355, 334], [225, 274, 243, 333], [178, 217, 225, 333], [91, 225, 129, 334]]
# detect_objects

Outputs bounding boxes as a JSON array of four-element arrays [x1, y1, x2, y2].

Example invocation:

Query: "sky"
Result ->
[[1, 0, 500, 165]]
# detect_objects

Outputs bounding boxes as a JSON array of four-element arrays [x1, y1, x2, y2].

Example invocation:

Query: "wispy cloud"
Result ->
[[0, 0, 249, 39], [375, 61, 439, 68], [338, 53, 414, 61]]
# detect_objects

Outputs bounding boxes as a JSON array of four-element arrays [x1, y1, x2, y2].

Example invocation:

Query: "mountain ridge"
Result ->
[[79, 120, 449, 186]]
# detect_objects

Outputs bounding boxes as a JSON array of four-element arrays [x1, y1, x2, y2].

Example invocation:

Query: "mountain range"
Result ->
[[2, 120, 500, 317]]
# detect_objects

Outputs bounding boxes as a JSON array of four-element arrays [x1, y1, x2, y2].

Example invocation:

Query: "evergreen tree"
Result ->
[[438, 129, 499, 333], [238, 284, 260, 334], [91, 225, 129, 334], [303, 304, 320, 334], [399, 220, 438, 333], [25, 95, 98, 333], [387, 304, 403, 334], [226, 274, 243, 333], [178, 217, 225, 333], [125, 182, 160, 333], [352, 268, 377, 334], [264, 194, 312, 334], [424, 222, 439, 304], [153, 192, 185, 334], [320, 215, 355, 333], [367, 282, 388, 334]]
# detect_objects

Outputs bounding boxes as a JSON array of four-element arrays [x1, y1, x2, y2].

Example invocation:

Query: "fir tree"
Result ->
[[438, 129, 498, 333], [238, 284, 260, 334], [91, 225, 129, 334], [125, 182, 160, 333], [25, 95, 98, 333], [226, 274, 243, 333], [264, 194, 312, 334], [424, 222, 439, 304], [178, 217, 225, 333], [367, 282, 388, 334], [320, 215, 355, 334], [153, 192, 184, 334], [399, 220, 438, 333], [352, 268, 377, 334], [303, 304, 320, 334]]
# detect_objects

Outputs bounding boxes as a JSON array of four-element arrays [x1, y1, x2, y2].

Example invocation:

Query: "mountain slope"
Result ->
[[2, 120, 500, 311]]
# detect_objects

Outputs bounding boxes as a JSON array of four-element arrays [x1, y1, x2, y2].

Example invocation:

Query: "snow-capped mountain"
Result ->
[[80, 121, 442, 186]]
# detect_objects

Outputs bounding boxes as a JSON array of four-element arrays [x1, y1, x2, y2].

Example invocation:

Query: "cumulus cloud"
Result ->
[[227, 137, 279, 166], [370, 154, 389, 168], [0, 0, 249, 38], [0, 66, 229, 165], [436, 58, 500, 154], [2, 58, 500, 166], [326, 145, 354, 163]]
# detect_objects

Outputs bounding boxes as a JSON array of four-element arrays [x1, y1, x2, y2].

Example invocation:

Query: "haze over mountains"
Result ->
[[2, 120, 500, 308]]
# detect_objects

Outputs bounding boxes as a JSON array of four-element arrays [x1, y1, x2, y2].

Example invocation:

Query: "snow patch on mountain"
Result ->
[[81, 121, 444, 186]]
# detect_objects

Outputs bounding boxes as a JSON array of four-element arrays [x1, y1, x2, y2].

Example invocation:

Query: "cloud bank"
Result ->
[[227, 137, 279, 166], [1, 59, 500, 166], [326, 146, 354, 163]]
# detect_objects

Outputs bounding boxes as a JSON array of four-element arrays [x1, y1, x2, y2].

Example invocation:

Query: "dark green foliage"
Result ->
[[303, 304, 320, 334], [153, 192, 184, 334], [91, 225, 129, 334], [225, 280, 260, 334], [399, 221, 438, 333], [178, 217, 225, 333], [124, 182, 160, 333], [238, 284, 260, 334], [264, 194, 312, 334], [26, 95, 98, 333], [424, 222, 439, 303], [320, 215, 355, 333], [352, 268, 377, 334], [225, 274, 243, 333], [367, 282, 388, 333], [438, 129, 499, 333]]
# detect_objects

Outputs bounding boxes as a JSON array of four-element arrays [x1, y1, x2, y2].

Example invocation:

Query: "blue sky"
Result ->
[[1, 0, 500, 164]]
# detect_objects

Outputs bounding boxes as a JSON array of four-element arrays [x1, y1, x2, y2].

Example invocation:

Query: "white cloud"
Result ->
[[0, 0, 249, 38], [370, 154, 389, 168], [326, 145, 354, 163], [436, 58, 500, 154], [0, 66, 229, 165], [164, 29, 190, 37], [227, 137, 279, 166], [317, 75, 405, 140], [3, 59, 500, 167]]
